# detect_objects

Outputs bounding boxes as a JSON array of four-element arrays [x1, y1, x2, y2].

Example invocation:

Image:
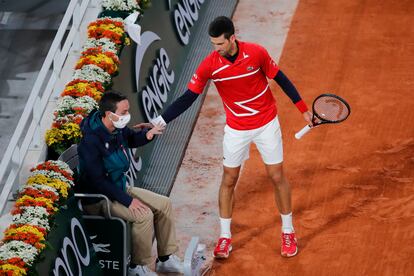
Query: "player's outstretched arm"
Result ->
[[273, 70, 311, 121], [151, 89, 200, 126], [273, 70, 307, 110]]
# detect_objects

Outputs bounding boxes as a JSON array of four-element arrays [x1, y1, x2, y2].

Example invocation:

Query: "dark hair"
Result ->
[[208, 16, 235, 39], [99, 91, 127, 117]]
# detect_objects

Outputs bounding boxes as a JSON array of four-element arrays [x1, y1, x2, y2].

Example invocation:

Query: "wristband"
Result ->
[[150, 115, 167, 127], [295, 100, 309, 113]]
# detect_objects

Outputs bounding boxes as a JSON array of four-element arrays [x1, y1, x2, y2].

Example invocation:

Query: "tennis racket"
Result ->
[[295, 93, 350, 139]]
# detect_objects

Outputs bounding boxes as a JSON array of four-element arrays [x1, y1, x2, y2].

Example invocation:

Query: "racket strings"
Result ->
[[313, 96, 350, 122]]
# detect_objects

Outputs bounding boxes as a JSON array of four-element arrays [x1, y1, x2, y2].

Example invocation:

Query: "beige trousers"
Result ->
[[83, 187, 178, 265]]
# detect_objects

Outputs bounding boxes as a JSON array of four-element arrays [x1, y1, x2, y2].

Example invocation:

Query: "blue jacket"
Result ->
[[77, 110, 151, 207]]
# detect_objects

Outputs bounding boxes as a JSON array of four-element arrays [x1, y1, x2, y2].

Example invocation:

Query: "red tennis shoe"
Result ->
[[213, 237, 232, 258], [281, 232, 298, 257]]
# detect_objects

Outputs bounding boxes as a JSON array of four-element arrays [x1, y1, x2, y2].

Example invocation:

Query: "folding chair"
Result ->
[[59, 145, 131, 276]]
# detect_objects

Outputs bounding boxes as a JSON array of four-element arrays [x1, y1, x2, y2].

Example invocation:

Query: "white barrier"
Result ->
[[0, 0, 99, 215]]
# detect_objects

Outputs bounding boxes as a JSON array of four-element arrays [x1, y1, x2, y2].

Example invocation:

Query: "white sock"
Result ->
[[281, 212, 294, 233], [219, 217, 232, 238]]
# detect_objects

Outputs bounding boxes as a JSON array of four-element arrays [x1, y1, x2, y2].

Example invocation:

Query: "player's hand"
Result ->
[[150, 115, 167, 127], [303, 111, 313, 125], [146, 123, 165, 140], [128, 198, 150, 219], [132, 122, 153, 130]]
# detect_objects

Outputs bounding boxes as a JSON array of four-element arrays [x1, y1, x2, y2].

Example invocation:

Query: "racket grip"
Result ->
[[295, 125, 312, 139]]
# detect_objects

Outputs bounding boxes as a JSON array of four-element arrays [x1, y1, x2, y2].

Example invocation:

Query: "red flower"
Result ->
[[30, 162, 74, 181], [19, 188, 59, 202], [7, 224, 47, 236], [0, 257, 27, 269], [4, 232, 44, 249]]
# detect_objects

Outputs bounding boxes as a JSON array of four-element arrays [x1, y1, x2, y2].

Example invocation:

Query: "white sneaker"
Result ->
[[156, 254, 184, 274], [128, 265, 157, 276]]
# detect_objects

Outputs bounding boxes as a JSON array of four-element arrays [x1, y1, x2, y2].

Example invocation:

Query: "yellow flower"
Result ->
[[63, 82, 103, 101], [45, 123, 82, 154], [76, 49, 120, 75], [27, 175, 69, 198], [5, 225, 46, 241], [26, 174, 48, 185], [125, 37, 131, 46], [88, 19, 128, 45], [99, 24, 124, 35], [16, 195, 57, 213], [0, 264, 27, 275], [45, 128, 63, 146]]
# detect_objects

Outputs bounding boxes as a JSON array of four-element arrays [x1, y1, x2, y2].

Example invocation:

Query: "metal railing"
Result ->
[[0, 0, 94, 214]]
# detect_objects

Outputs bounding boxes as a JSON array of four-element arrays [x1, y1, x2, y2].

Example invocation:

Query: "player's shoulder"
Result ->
[[240, 41, 267, 52], [204, 50, 220, 62], [197, 51, 221, 71]]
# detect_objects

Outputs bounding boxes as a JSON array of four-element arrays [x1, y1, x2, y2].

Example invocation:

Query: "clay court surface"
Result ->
[[170, 0, 414, 275]]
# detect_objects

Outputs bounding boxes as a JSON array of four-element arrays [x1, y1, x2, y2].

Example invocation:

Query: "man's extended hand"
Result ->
[[150, 115, 167, 127], [128, 198, 151, 219], [303, 111, 313, 125], [146, 123, 165, 140]]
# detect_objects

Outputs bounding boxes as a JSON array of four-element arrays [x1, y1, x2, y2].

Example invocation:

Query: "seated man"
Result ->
[[77, 91, 183, 276]]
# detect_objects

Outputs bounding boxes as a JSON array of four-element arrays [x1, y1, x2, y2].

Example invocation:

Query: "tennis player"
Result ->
[[152, 16, 312, 258]]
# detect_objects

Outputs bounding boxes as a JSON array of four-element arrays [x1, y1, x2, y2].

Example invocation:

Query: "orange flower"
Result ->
[[61, 79, 104, 101], [15, 196, 57, 215], [4, 225, 46, 251], [76, 47, 120, 75], [3, 232, 45, 250], [19, 188, 59, 203], [31, 162, 74, 181], [87, 18, 128, 45], [7, 224, 47, 236], [0, 257, 26, 269]]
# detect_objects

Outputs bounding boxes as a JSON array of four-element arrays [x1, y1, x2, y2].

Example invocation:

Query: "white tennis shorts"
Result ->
[[222, 116, 283, 168]]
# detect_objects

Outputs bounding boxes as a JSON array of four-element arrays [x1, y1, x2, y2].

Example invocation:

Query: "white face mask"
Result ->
[[110, 112, 131, 129]]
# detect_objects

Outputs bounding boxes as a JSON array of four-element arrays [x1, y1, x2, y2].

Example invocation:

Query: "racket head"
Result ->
[[312, 93, 351, 124]]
